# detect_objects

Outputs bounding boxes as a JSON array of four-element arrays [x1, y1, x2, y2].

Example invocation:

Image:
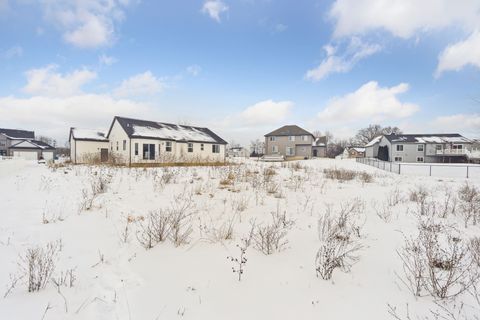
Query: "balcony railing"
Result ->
[[436, 148, 467, 155]]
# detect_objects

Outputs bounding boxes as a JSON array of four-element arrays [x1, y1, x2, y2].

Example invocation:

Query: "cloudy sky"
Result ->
[[0, 0, 479, 145]]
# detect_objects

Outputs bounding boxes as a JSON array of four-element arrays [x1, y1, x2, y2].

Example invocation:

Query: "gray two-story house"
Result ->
[[0, 128, 35, 156], [365, 133, 473, 163], [264, 125, 326, 159]]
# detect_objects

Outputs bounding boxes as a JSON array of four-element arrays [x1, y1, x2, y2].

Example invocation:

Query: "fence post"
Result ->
[[429, 165, 432, 176], [467, 166, 469, 179], [398, 164, 401, 174]]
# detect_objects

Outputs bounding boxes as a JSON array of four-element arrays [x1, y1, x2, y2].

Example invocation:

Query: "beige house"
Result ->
[[264, 125, 326, 159], [69, 128, 109, 163], [70, 116, 227, 165]]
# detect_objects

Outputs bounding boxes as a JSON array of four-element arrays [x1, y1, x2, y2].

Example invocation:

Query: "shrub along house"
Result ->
[[264, 125, 326, 159], [70, 116, 228, 165], [0, 128, 55, 160], [365, 133, 473, 163]]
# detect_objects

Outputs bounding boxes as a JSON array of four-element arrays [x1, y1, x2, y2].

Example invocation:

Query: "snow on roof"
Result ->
[[71, 128, 108, 141], [352, 147, 365, 153], [385, 133, 471, 144], [10, 140, 55, 150], [365, 136, 382, 147], [132, 125, 217, 143]]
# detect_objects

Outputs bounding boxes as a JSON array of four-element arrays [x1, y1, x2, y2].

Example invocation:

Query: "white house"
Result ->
[[70, 116, 228, 165], [0, 128, 55, 160], [69, 128, 109, 163]]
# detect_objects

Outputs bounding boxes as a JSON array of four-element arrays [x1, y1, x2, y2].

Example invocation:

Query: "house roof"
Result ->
[[384, 133, 471, 144], [9, 140, 55, 150], [70, 128, 108, 142], [108, 116, 228, 144], [365, 135, 383, 147], [313, 136, 327, 147], [0, 128, 35, 139], [350, 147, 366, 153], [265, 125, 314, 137]]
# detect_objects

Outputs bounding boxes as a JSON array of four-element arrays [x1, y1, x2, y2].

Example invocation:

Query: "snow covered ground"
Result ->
[[0, 158, 479, 319]]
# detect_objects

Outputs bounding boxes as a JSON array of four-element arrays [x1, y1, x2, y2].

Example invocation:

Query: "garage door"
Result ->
[[42, 151, 54, 161], [13, 151, 38, 160]]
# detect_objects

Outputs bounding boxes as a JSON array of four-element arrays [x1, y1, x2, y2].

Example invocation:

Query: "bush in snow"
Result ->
[[458, 183, 480, 227], [136, 210, 171, 249], [21, 240, 61, 293], [315, 200, 365, 280], [397, 220, 480, 299], [252, 209, 293, 255]]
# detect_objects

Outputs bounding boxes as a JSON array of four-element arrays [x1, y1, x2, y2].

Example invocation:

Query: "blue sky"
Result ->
[[0, 0, 479, 145]]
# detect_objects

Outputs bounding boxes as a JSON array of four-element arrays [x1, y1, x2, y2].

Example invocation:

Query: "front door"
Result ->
[[313, 149, 318, 157], [100, 148, 108, 162]]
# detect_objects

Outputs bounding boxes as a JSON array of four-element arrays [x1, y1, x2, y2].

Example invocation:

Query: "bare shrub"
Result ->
[[227, 237, 249, 281], [136, 210, 171, 249], [438, 185, 457, 219], [409, 185, 429, 203], [210, 216, 236, 242], [397, 220, 480, 299], [315, 201, 364, 280], [471, 237, 480, 267], [373, 200, 393, 222], [387, 187, 403, 207], [52, 268, 76, 288], [252, 209, 293, 255], [359, 171, 374, 183], [168, 195, 195, 247], [20, 240, 61, 292], [323, 168, 356, 181], [458, 183, 480, 227]]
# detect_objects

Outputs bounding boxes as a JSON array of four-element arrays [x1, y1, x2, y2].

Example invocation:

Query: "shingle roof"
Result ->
[[9, 140, 55, 150], [0, 128, 35, 139], [265, 125, 314, 137], [70, 128, 108, 142], [108, 116, 228, 145], [384, 133, 471, 144]]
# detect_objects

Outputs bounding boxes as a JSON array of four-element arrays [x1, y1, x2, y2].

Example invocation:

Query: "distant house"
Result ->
[[343, 147, 366, 159], [365, 133, 474, 163], [0, 128, 55, 160], [227, 146, 249, 158], [264, 125, 326, 159], [70, 116, 227, 164]]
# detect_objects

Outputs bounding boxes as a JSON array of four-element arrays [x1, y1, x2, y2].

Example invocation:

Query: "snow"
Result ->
[[132, 124, 217, 143], [71, 128, 108, 141], [415, 136, 471, 144], [0, 158, 479, 319], [365, 135, 382, 147]]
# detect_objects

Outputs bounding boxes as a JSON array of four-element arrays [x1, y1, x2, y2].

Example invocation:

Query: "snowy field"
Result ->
[[0, 158, 479, 319]]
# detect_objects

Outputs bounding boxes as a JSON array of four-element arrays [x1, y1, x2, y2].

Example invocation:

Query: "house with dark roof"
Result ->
[[365, 133, 474, 163], [0, 128, 55, 160], [264, 125, 326, 159], [70, 116, 228, 164]]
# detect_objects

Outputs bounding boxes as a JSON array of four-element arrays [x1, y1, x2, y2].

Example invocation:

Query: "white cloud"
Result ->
[[99, 54, 118, 66], [202, 0, 228, 23], [305, 37, 381, 81], [3, 45, 23, 58], [22, 65, 97, 97], [0, 94, 154, 144], [41, 0, 133, 48], [328, 0, 480, 75], [329, 0, 480, 39], [436, 30, 480, 76], [431, 113, 480, 137], [186, 65, 202, 76], [113, 71, 165, 97], [240, 100, 293, 126], [318, 81, 419, 123]]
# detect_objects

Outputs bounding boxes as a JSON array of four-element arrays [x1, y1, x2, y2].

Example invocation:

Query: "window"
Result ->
[[286, 146, 294, 156], [453, 144, 463, 150], [123, 140, 126, 151], [110, 142, 113, 151], [417, 144, 424, 152], [436, 145, 442, 151], [212, 144, 220, 153], [394, 156, 403, 162], [417, 157, 424, 162], [201, 144, 204, 151], [288, 136, 295, 141], [269, 136, 276, 141], [272, 145, 278, 153], [396, 145, 404, 152], [116, 141, 119, 151], [302, 135, 308, 141], [134, 143, 139, 156], [188, 143, 193, 152], [143, 144, 155, 160], [166, 141, 172, 152]]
